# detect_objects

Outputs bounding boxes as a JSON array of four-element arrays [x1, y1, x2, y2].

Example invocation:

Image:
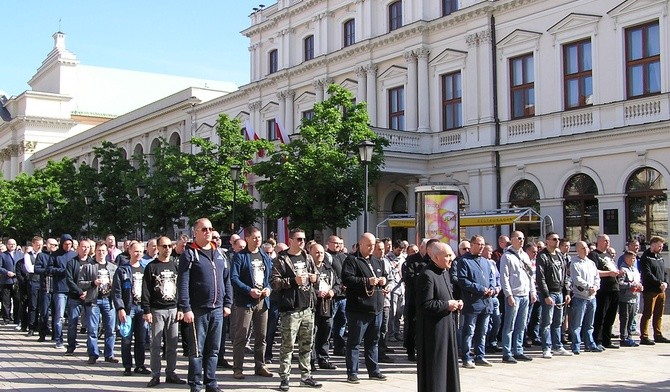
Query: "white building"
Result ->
[[14, 0, 670, 251]]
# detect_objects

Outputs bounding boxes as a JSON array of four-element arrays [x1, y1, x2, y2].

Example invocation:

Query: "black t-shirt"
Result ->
[[589, 249, 619, 292], [250, 251, 265, 289], [97, 263, 112, 298], [143, 260, 178, 310], [130, 264, 144, 304], [288, 253, 312, 310]]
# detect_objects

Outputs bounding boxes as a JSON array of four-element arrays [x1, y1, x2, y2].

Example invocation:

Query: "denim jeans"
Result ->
[[540, 292, 564, 350], [67, 298, 84, 351], [189, 307, 223, 389], [461, 310, 490, 362], [345, 311, 381, 377], [52, 293, 67, 344], [487, 297, 502, 348], [86, 297, 116, 359], [502, 295, 530, 357], [331, 298, 347, 353], [121, 303, 146, 368], [569, 296, 595, 352]]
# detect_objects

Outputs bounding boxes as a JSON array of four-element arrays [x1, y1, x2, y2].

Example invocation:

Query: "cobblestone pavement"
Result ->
[[0, 318, 668, 392]]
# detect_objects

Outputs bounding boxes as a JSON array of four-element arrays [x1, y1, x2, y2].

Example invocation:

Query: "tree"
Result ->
[[254, 84, 386, 235]]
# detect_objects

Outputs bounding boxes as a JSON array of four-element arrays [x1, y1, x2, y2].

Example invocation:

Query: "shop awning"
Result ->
[[460, 208, 541, 227]]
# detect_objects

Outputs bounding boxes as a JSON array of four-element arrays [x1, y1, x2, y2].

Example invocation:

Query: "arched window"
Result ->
[[626, 167, 667, 247], [343, 19, 355, 47], [268, 49, 278, 74], [303, 35, 314, 61], [388, 1, 403, 31], [509, 179, 541, 238], [563, 174, 599, 243]]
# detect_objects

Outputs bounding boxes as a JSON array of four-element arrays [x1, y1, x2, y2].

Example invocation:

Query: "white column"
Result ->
[[356, 66, 367, 104], [355, 0, 365, 41], [406, 179, 419, 243], [249, 44, 257, 82], [277, 91, 286, 136], [322, 78, 333, 100], [417, 47, 431, 132], [9, 146, 18, 179], [366, 64, 378, 126], [314, 80, 324, 102], [248, 101, 261, 138], [285, 90, 295, 134], [404, 51, 418, 132], [362, 0, 372, 39]]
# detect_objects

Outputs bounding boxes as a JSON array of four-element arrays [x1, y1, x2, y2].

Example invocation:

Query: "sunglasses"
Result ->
[[294, 237, 306, 242], [160, 244, 171, 249], [200, 227, 214, 232], [548, 238, 559, 242], [212, 236, 220, 240], [516, 237, 525, 240]]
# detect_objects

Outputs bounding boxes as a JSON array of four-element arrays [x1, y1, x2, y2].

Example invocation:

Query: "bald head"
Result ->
[[431, 242, 456, 269], [359, 233, 376, 258]]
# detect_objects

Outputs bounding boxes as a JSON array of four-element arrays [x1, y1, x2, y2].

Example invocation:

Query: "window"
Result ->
[[510, 54, 534, 119], [626, 167, 667, 247], [442, 0, 458, 16], [563, 39, 593, 109], [388, 86, 405, 131], [303, 35, 314, 61], [343, 19, 355, 47], [268, 49, 278, 74], [563, 174, 599, 243], [509, 180, 541, 239], [441, 72, 462, 130], [626, 21, 660, 98], [267, 119, 277, 140], [389, 1, 402, 31], [302, 109, 315, 120]]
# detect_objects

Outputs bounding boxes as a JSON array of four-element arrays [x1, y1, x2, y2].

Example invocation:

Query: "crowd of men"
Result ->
[[0, 223, 669, 392]]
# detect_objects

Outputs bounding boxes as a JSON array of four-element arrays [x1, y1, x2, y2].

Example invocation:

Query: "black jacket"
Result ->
[[536, 248, 570, 298], [342, 251, 387, 314], [270, 249, 317, 312], [639, 249, 669, 293]]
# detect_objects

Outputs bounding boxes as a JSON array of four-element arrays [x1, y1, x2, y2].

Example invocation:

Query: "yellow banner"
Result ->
[[460, 214, 540, 227], [388, 218, 416, 228]]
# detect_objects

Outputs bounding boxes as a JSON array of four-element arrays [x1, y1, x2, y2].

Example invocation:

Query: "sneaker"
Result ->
[[165, 374, 186, 384], [369, 373, 387, 381], [620, 339, 638, 347], [542, 349, 553, 359], [279, 378, 290, 391], [347, 375, 360, 384], [233, 370, 245, 379], [640, 338, 656, 345], [255, 367, 273, 377], [463, 361, 476, 369], [55, 343, 65, 349], [134, 366, 151, 374], [502, 356, 517, 364], [147, 377, 160, 387], [513, 354, 533, 362], [553, 347, 573, 356], [300, 376, 322, 387], [474, 358, 493, 367]]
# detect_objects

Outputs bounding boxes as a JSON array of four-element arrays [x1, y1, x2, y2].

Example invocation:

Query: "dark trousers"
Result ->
[[27, 281, 40, 330], [345, 311, 381, 377], [378, 305, 390, 352], [1, 283, 19, 322], [312, 314, 333, 364], [17, 282, 29, 329], [594, 290, 619, 346], [39, 290, 53, 337], [331, 298, 347, 353], [264, 299, 280, 360]]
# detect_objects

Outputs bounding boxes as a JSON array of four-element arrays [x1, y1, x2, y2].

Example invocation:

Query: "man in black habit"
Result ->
[[416, 242, 463, 392]]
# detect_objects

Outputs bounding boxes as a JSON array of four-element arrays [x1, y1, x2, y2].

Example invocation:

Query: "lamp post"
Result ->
[[136, 184, 146, 241], [230, 165, 242, 233], [358, 140, 375, 233], [47, 200, 54, 236], [84, 195, 93, 237]]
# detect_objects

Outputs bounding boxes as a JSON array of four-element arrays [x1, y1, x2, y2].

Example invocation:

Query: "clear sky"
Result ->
[[0, 1, 261, 97]]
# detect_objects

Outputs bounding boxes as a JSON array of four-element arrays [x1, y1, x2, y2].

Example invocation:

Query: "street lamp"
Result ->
[[358, 140, 375, 233], [136, 184, 146, 241], [230, 165, 242, 233], [84, 195, 93, 237], [47, 200, 54, 236]]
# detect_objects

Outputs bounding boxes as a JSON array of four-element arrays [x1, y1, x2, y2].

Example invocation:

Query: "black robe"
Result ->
[[416, 262, 461, 392]]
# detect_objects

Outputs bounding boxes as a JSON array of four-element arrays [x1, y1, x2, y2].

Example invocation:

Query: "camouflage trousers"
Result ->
[[278, 308, 314, 380]]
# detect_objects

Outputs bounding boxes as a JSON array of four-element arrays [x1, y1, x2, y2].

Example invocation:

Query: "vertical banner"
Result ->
[[415, 185, 461, 251]]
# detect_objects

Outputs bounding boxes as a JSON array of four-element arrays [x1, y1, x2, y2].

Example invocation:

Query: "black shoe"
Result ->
[[332, 349, 345, 356], [513, 354, 533, 362], [502, 356, 517, 364], [369, 373, 387, 381], [135, 366, 151, 374], [64, 348, 75, 356], [310, 363, 318, 372], [26, 330, 35, 337], [383, 347, 396, 353], [654, 336, 670, 344], [347, 375, 360, 384], [279, 378, 290, 391], [166, 374, 186, 384], [87, 356, 97, 364], [318, 361, 337, 370], [105, 357, 119, 363], [123, 368, 132, 376], [379, 355, 395, 363], [407, 353, 417, 362], [603, 344, 620, 349], [37, 336, 46, 342], [216, 359, 233, 369], [205, 386, 224, 392], [301, 376, 322, 388], [147, 377, 160, 387], [532, 340, 542, 346], [640, 338, 656, 345]]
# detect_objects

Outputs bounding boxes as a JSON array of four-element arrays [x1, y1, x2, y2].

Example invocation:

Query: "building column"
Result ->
[[313, 80, 324, 102], [406, 178, 420, 243], [277, 91, 286, 137], [322, 78, 333, 100], [285, 89, 295, 134], [356, 66, 367, 104], [416, 47, 431, 132], [249, 43, 259, 82], [248, 101, 262, 138], [366, 64, 378, 126], [595, 193, 627, 252], [404, 51, 418, 132]]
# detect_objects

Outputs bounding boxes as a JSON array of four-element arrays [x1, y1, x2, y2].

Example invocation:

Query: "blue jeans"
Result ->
[[67, 298, 84, 350], [502, 295, 530, 357], [121, 304, 146, 368], [331, 298, 347, 353], [189, 307, 223, 389], [571, 296, 596, 352], [86, 297, 116, 359], [264, 299, 280, 361], [540, 292, 564, 350], [52, 293, 67, 344], [345, 311, 381, 377], [461, 310, 490, 362], [487, 297, 502, 348]]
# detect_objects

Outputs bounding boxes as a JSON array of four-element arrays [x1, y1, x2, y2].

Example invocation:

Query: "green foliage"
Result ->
[[253, 84, 386, 235]]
